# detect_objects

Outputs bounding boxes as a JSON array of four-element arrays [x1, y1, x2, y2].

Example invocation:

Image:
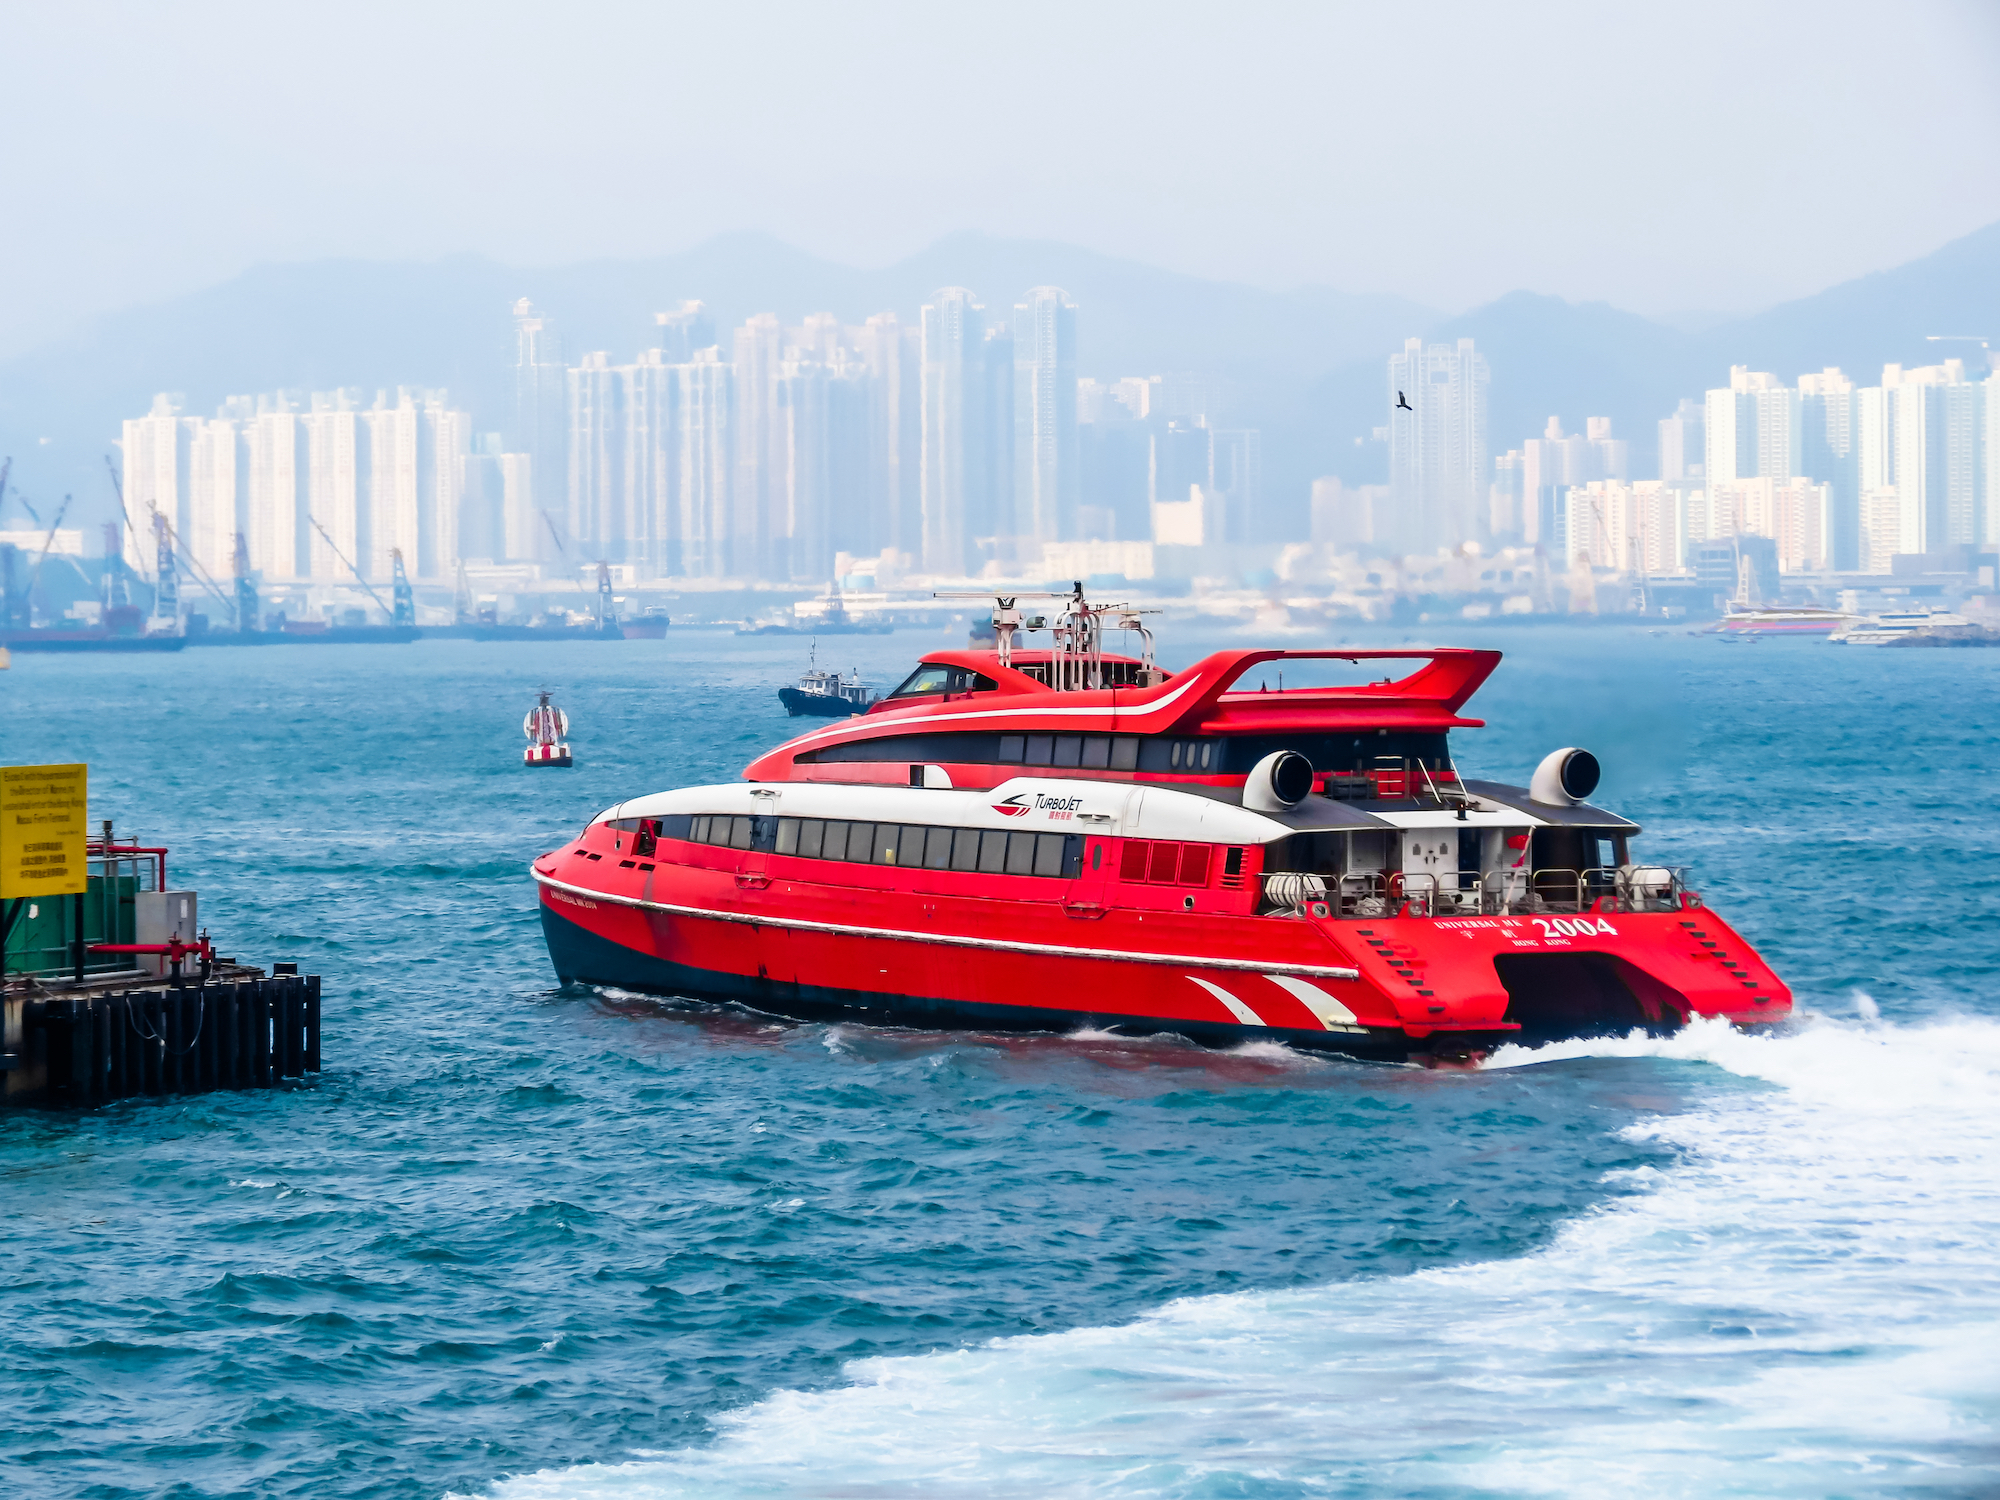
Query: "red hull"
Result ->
[[533, 835, 1790, 1061]]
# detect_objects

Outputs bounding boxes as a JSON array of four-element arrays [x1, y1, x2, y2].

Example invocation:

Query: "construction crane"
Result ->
[[0, 457, 11, 526], [27, 495, 71, 622], [150, 509, 180, 626], [233, 533, 259, 633], [146, 506, 241, 625], [306, 515, 397, 621], [389, 548, 417, 627], [104, 456, 150, 584]]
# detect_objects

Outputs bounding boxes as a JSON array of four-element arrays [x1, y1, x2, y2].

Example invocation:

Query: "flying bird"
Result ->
[[1395, 391, 1413, 412]]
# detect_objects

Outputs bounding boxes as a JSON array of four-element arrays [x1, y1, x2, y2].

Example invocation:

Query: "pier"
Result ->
[[1, 765, 323, 1106], [4, 970, 320, 1106]]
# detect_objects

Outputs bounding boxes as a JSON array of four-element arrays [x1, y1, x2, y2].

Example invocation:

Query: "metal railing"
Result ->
[[1262, 865, 1691, 919]]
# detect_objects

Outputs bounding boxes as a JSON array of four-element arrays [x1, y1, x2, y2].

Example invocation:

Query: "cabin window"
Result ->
[[924, 826, 954, 869], [1003, 832, 1037, 876], [1148, 842, 1179, 882], [1025, 735, 1054, 766], [1053, 735, 1083, 767], [1111, 737, 1139, 770], [1081, 736, 1111, 769], [774, 819, 798, 855], [977, 829, 1009, 873], [886, 664, 999, 699], [888, 665, 953, 698], [1119, 841, 1149, 882], [796, 819, 824, 858], [999, 735, 1026, 763], [1179, 845, 1211, 885], [1032, 833, 1067, 878], [951, 828, 981, 871], [728, 816, 754, 851], [819, 820, 850, 860]]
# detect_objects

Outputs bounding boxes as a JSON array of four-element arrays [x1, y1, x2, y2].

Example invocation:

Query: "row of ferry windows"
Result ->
[[681, 813, 1086, 880], [604, 815, 1241, 887], [992, 735, 1215, 771]]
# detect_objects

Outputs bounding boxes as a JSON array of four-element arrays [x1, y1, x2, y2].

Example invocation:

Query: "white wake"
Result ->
[[477, 1014, 2000, 1498]]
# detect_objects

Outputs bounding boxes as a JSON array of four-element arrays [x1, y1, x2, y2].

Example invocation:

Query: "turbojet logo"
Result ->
[[991, 791, 1087, 820]]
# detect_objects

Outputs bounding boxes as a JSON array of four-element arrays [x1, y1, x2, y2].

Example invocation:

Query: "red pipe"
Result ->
[[88, 843, 169, 887]]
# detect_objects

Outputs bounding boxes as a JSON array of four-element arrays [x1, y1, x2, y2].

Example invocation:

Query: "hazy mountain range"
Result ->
[[1, 222, 1995, 536]]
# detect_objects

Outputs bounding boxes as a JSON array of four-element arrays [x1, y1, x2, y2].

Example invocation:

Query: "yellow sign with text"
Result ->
[[1, 763, 88, 898]]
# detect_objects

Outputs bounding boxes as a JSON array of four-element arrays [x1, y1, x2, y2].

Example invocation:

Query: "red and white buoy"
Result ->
[[523, 690, 572, 768]]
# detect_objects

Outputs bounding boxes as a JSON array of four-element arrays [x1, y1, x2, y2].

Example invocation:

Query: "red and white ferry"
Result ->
[[533, 589, 1792, 1061]]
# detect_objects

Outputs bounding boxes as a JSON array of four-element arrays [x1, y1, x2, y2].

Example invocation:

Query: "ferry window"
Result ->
[[1053, 735, 1082, 768], [1180, 845, 1212, 885], [1170, 743, 1182, 769], [1111, 737, 1139, 771], [1199, 743, 1214, 771], [1148, 842, 1179, 883], [998, 735, 1026, 763], [689, 815, 709, 844], [951, 828, 982, 871], [847, 823, 877, 862], [1082, 736, 1111, 769], [1033, 833, 1067, 878], [1120, 840, 1149, 881], [977, 829, 1009, 874], [729, 816, 754, 851], [889, 665, 954, 698], [924, 826, 954, 870], [797, 819, 824, 858], [1004, 831, 1038, 876], [771, 818, 795, 855], [1025, 735, 1054, 766], [1091, 843, 1103, 871], [819, 820, 850, 861]]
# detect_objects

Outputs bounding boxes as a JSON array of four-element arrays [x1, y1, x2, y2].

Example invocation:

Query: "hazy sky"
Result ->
[[5, 0, 1998, 353]]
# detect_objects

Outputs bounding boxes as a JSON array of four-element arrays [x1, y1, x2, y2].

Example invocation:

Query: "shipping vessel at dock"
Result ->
[[533, 587, 1792, 1062]]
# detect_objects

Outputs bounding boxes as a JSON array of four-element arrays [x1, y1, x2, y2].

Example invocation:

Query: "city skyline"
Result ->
[[100, 286, 2000, 605]]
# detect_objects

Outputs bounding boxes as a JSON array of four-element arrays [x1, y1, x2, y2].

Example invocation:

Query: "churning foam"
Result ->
[[483, 1015, 2000, 1498]]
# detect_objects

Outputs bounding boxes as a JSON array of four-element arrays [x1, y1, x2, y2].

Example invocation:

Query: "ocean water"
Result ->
[[1, 623, 1995, 1499]]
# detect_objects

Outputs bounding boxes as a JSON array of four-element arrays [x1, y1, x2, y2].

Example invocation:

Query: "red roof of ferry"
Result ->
[[745, 646, 1501, 781]]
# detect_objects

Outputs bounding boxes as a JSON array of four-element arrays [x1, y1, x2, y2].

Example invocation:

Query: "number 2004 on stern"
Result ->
[[533, 588, 1791, 1063]]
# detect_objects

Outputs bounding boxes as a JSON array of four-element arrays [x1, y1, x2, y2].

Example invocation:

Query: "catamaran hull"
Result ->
[[534, 873, 1775, 1061], [538, 899, 1429, 1059]]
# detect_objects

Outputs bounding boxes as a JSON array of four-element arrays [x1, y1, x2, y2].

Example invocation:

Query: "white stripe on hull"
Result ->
[[532, 868, 1363, 983]]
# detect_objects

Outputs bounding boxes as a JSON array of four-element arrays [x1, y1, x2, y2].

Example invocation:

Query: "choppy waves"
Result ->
[[487, 1014, 2000, 1498]]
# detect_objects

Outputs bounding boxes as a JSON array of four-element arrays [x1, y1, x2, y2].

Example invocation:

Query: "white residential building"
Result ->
[[1012, 286, 1079, 544], [1387, 337, 1489, 550]]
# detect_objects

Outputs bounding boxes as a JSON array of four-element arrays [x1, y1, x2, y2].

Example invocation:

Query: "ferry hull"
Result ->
[[538, 899, 1422, 1060], [535, 872, 1781, 1062]]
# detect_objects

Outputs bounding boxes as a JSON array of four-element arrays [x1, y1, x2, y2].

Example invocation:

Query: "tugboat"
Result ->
[[532, 585, 1793, 1061], [778, 646, 874, 717], [523, 690, 572, 768]]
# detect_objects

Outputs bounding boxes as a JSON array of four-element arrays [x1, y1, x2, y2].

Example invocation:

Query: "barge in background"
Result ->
[[534, 586, 1791, 1062]]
